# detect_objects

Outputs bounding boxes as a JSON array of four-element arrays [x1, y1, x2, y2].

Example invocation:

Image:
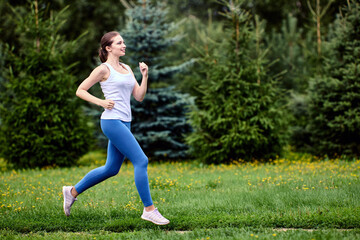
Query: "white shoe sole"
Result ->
[[141, 216, 170, 225], [62, 186, 70, 216]]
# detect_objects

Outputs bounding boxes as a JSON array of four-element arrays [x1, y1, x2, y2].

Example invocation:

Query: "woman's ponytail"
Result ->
[[99, 47, 108, 63], [98, 31, 120, 63]]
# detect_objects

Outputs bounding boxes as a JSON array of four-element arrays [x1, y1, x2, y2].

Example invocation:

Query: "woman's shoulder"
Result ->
[[97, 63, 111, 72], [90, 63, 110, 77], [120, 62, 132, 71]]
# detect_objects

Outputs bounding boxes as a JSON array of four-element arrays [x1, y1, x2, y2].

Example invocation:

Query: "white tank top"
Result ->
[[100, 62, 136, 121]]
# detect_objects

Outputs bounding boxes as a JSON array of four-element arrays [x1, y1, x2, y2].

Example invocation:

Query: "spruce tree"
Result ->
[[119, 0, 194, 160], [0, 2, 92, 168], [186, 0, 286, 164], [121, 0, 193, 83], [308, 1, 360, 157]]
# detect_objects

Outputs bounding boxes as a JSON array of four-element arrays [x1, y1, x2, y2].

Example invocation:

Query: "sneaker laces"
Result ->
[[152, 209, 166, 219]]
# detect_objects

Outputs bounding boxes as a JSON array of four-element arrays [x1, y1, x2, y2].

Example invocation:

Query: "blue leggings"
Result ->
[[74, 119, 153, 207]]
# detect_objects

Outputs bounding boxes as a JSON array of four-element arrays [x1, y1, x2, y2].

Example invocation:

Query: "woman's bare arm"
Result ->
[[76, 65, 115, 109]]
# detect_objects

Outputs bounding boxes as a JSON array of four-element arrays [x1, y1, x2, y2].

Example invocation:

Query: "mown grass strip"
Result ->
[[1, 228, 360, 240]]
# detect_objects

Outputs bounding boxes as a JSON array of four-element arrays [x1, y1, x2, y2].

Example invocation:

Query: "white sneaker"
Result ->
[[62, 186, 77, 216], [141, 208, 170, 225]]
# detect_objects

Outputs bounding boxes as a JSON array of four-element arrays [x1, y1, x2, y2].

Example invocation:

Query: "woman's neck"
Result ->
[[106, 55, 120, 66]]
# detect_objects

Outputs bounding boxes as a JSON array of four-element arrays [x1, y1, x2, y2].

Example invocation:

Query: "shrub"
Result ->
[[0, 3, 92, 168]]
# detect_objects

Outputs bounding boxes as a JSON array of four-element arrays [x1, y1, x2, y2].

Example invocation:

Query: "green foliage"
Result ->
[[264, 14, 316, 152], [266, 13, 315, 93], [131, 87, 193, 159], [0, 3, 92, 168], [0, 43, 5, 98], [307, 1, 360, 157], [165, 0, 225, 23], [165, 0, 346, 34], [186, 0, 286, 164], [1, 0, 126, 82], [249, 0, 345, 34], [76, 151, 106, 166], [287, 92, 312, 152], [176, 15, 228, 97], [0, 44, 5, 151]]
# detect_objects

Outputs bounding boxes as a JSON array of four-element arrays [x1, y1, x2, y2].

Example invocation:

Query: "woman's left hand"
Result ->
[[139, 62, 148, 77]]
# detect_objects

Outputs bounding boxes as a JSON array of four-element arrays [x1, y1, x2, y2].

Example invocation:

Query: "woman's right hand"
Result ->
[[101, 99, 115, 110]]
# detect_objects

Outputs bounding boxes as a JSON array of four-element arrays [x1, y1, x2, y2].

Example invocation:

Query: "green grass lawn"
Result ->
[[1, 152, 359, 239]]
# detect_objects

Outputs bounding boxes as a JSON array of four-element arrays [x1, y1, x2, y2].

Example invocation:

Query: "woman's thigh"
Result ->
[[101, 119, 146, 162]]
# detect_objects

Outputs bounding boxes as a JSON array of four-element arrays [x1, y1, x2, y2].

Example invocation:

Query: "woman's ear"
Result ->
[[105, 46, 112, 52]]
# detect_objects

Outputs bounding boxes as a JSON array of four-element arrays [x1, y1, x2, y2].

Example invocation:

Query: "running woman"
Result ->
[[62, 31, 170, 225]]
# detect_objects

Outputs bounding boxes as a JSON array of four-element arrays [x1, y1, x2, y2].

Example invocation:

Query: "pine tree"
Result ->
[[119, 0, 194, 160], [0, 2, 92, 168], [308, 1, 360, 157], [186, 0, 286, 164]]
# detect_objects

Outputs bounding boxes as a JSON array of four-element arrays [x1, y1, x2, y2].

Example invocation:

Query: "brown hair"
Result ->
[[98, 31, 120, 63]]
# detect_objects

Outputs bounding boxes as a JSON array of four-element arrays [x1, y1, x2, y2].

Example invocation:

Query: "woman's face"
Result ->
[[106, 35, 126, 57]]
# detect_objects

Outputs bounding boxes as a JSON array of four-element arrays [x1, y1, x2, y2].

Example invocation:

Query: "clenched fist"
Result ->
[[139, 62, 148, 77]]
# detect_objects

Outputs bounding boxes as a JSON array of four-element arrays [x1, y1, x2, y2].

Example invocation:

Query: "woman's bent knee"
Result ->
[[136, 155, 149, 169], [104, 167, 120, 177]]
